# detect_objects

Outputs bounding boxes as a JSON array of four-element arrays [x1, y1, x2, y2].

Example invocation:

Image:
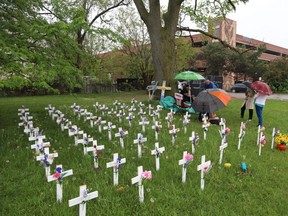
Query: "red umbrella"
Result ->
[[251, 81, 273, 95]]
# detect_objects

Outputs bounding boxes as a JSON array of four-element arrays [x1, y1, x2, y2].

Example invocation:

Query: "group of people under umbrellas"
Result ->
[[174, 71, 273, 127]]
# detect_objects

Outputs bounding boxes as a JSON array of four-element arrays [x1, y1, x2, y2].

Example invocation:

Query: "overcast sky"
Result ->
[[227, 0, 288, 48]]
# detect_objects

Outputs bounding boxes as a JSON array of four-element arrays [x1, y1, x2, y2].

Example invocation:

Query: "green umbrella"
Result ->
[[174, 71, 205, 81]]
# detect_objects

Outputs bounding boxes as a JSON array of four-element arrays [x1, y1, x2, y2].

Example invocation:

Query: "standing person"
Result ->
[[181, 84, 193, 103], [254, 93, 268, 127], [204, 79, 217, 89], [241, 88, 255, 121]]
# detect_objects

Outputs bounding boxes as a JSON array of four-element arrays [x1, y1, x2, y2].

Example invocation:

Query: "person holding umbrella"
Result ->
[[251, 81, 273, 128]]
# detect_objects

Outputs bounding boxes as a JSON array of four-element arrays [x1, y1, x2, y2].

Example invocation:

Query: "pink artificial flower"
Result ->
[[260, 135, 266, 144], [184, 153, 193, 162], [203, 164, 212, 173], [142, 170, 152, 180], [241, 124, 246, 130], [225, 127, 230, 134], [53, 172, 61, 179]]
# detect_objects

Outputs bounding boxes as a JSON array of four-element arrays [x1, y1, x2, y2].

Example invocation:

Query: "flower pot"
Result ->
[[277, 144, 286, 151]]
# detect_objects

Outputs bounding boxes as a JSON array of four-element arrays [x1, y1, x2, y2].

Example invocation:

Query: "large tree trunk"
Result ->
[[134, 0, 183, 85]]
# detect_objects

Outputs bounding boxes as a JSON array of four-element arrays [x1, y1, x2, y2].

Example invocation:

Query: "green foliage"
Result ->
[[263, 58, 288, 93], [1, 92, 288, 215]]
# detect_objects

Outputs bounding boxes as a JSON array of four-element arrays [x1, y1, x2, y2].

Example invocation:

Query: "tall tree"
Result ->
[[133, 0, 248, 84]]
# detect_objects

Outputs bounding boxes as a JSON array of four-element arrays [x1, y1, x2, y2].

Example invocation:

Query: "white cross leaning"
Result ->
[[36, 147, 58, 177], [131, 166, 145, 202], [238, 122, 246, 150], [106, 153, 126, 186], [86, 140, 104, 169], [103, 122, 116, 141], [197, 155, 211, 191], [139, 116, 149, 133], [115, 127, 128, 149], [47, 165, 73, 203], [219, 142, 228, 165], [133, 133, 147, 158], [169, 124, 180, 145], [152, 121, 162, 141], [68, 185, 98, 216], [151, 142, 165, 171]]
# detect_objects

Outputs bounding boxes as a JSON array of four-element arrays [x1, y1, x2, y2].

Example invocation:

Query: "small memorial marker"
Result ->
[[178, 151, 193, 183], [139, 116, 149, 133], [197, 155, 211, 190], [131, 166, 152, 202], [47, 165, 73, 203], [115, 128, 128, 149], [133, 133, 147, 158], [103, 122, 116, 141], [189, 131, 199, 154], [169, 124, 180, 145], [151, 142, 165, 171], [238, 122, 246, 150], [86, 140, 104, 169], [152, 121, 162, 141], [36, 147, 58, 177], [106, 153, 126, 186], [68, 185, 98, 216]]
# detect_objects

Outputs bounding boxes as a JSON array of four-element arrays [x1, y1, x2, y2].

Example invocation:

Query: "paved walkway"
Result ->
[[229, 92, 288, 101]]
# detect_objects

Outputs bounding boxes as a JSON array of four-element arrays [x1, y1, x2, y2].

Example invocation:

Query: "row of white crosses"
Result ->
[[18, 106, 34, 134], [44, 105, 99, 215], [18, 107, 73, 205], [48, 105, 105, 169]]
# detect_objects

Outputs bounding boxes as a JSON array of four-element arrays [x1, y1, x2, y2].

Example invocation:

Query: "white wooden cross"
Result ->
[[259, 132, 265, 156], [68, 185, 98, 216], [115, 128, 128, 149], [155, 105, 163, 119], [189, 131, 199, 154], [93, 102, 99, 113], [103, 122, 116, 141], [18, 106, 29, 115], [131, 166, 144, 202], [147, 104, 154, 116], [94, 117, 106, 133], [139, 116, 149, 133], [152, 121, 162, 141], [165, 110, 174, 128], [183, 112, 191, 134], [138, 107, 146, 116], [197, 155, 211, 191], [151, 142, 165, 171], [116, 110, 125, 124], [113, 100, 120, 111], [23, 121, 34, 134], [133, 133, 147, 158], [271, 128, 279, 149], [126, 112, 135, 127], [238, 122, 246, 150], [256, 125, 261, 145], [202, 113, 209, 140], [219, 142, 228, 165], [19, 112, 33, 121], [68, 126, 84, 145], [100, 105, 108, 116], [86, 140, 104, 169], [55, 112, 65, 125], [86, 113, 97, 128], [157, 80, 171, 100], [47, 165, 73, 203], [60, 118, 69, 131], [30, 136, 50, 154], [76, 133, 94, 154], [106, 153, 126, 186], [178, 151, 190, 183], [169, 124, 180, 145], [36, 147, 58, 177]]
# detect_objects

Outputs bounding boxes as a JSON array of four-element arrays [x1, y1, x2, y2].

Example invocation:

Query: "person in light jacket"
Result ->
[[254, 93, 268, 127], [240, 88, 255, 121]]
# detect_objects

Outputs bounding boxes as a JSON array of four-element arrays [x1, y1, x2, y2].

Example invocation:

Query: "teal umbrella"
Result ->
[[174, 71, 205, 81]]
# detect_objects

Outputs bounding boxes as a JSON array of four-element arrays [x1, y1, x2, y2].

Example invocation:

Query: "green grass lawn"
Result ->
[[1, 91, 288, 216]]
